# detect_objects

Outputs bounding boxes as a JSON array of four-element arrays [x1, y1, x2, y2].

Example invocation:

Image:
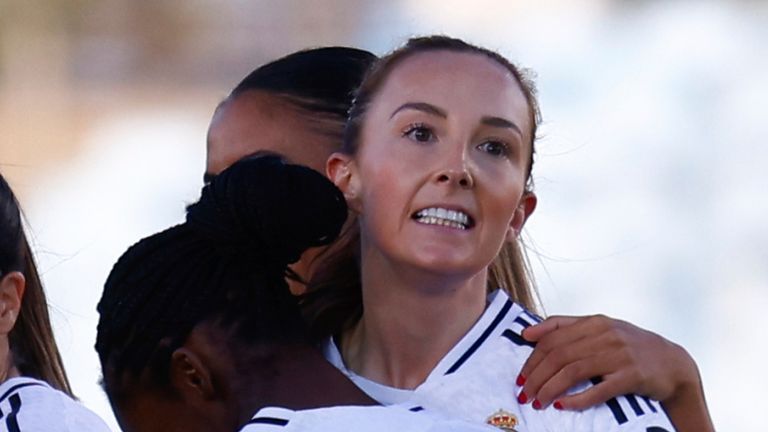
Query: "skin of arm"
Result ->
[[517, 315, 715, 432]]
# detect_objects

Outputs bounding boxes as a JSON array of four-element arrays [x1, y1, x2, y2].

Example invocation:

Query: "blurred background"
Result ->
[[1, 0, 766, 430]]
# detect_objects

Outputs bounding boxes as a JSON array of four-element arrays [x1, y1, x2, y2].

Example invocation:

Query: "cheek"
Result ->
[[356, 148, 410, 202], [355, 160, 412, 234], [359, 174, 401, 223], [479, 170, 527, 219]]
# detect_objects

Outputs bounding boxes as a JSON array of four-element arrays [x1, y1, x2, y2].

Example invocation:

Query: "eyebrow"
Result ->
[[481, 116, 522, 136], [390, 102, 522, 136], [390, 102, 447, 119]]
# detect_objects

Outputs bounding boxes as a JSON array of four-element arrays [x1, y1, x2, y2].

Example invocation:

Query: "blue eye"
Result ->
[[477, 140, 509, 157], [403, 123, 435, 143]]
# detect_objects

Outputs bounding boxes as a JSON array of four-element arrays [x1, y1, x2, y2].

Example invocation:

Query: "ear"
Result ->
[[0, 272, 25, 335], [506, 192, 537, 242], [327, 152, 362, 213], [170, 347, 216, 402]]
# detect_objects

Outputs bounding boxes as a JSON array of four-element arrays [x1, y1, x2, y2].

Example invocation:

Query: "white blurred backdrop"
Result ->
[[1, 1, 766, 430]]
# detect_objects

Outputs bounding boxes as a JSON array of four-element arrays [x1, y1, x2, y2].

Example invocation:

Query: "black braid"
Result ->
[[95, 154, 347, 395]]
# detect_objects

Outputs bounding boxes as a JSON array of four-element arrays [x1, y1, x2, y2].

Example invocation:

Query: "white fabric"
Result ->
[[322, 290, 676, 432], [0, 377, 111, 432], [240, 405, 498, 432]]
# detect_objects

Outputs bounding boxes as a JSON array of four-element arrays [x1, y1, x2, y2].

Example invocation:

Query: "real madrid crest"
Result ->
[[486, 409, 519, 432]]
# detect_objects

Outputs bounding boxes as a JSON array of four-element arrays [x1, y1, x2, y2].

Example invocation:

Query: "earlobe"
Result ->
[[0, 272, 25, 335], [506, 192, 538, 242], [327, 152, 362, 213], [170, 348, 216, 401]]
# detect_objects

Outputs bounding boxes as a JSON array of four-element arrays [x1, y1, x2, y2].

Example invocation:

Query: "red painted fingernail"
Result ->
[[516, 374, 526, 386], [517, 392, 528, 404], [554, 400, 563, 410], [532, 399, 542, 410]]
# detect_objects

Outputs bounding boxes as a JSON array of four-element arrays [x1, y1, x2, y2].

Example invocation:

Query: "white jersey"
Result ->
[[323, 290, 676, 432], [240, 405, 498, 432], [0, 377, 111, 432]]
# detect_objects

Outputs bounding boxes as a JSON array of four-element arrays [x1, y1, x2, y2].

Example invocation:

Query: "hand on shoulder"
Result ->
[[516, 314, 714, 432]]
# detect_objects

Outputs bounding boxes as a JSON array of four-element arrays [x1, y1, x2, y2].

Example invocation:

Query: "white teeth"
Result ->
[[414, 207, 471, 229]]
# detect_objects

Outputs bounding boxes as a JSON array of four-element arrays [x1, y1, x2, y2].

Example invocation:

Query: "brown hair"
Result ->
[[0, 173, 73, 395], [303, 36, 542, 338]]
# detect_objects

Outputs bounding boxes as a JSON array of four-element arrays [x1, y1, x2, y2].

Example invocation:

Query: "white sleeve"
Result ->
[[62, 401, 113, 431], [0, 383, 112, 432]]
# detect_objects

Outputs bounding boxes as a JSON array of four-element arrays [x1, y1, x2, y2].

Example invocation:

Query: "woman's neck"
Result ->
[[0, 339, 20, 383], [341, 255, 488, 389], [238, 345, 376, 419]]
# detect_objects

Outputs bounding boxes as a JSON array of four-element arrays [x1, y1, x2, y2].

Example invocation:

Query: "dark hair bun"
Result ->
[[186, 154, 347, 267], [231, 47, 377, 118]]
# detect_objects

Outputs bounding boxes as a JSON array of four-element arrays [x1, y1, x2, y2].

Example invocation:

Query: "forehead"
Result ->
[[206, 91, 339, 175], [371, 50, 530, 131], [392, 50, 514, 84]]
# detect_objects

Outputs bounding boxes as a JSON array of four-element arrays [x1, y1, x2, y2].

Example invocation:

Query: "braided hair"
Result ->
[[95, 154, 347, 398]]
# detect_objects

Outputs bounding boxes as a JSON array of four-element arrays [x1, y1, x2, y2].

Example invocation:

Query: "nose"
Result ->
[[433, 148, 474, 189], [435, 169, 474, 188]]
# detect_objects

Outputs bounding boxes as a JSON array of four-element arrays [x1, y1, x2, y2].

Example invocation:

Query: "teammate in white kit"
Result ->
[[0, 377, 110, 431], [95, 155, 496, 432], [305, 35, 677, 431], [0, 173, 110, 431], [324, 290, 673, 431]]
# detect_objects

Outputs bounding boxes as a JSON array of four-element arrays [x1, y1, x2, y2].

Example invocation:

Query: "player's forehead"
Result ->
[[206, 91, 338, 176]]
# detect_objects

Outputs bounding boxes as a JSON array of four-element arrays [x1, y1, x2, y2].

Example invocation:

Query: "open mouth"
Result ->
[[412, 207, 475, 230]]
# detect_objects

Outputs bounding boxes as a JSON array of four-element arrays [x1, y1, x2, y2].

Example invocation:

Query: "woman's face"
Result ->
[[338, 50, 536, 278]]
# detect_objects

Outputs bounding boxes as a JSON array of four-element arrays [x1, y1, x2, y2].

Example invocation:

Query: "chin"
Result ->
[[408, 254, 485, 279]]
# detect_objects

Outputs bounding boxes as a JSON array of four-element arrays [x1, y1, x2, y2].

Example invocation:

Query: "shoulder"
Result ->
[[557, 386, 676, 432], [0, 377, 111, 432], [413, 292, 676, 431], [240, 407, 294, 432], [241, 405, 496, 432]]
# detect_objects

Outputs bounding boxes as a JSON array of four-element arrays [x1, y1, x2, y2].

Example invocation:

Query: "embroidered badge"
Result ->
[[486, 409, 519, 431]]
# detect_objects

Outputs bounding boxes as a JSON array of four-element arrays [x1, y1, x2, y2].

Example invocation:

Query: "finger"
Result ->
[[531, 314, 618, 349], [521, 315, 579, 342], [534, 347, 630, 405], [552, 372, 633, 411], [520, 315, 607, 383], [523, 332, 615, 404]]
